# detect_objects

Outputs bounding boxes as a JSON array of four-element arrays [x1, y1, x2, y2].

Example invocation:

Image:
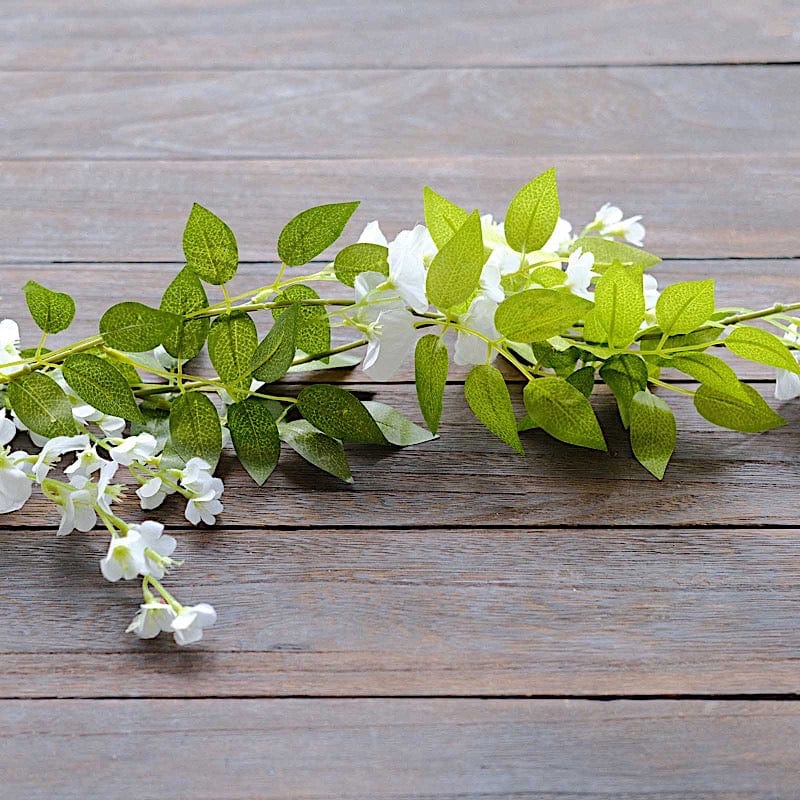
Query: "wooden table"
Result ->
[[2, 2, 799, 796]]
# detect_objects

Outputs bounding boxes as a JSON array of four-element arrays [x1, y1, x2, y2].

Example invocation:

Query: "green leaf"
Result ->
[[8, 371, 77, 438], [423, 186, 469, 249], [207, 311, 258, 399], [251, 303, 299, 383], [724, 326, 800, 374], [523, 376, 607, 451], [586, 263, 645, 347], [599, 353, 649, 429], [694, 382, 786, 433], [670, 353, 749, 400], [655, 279, 715, 336], [182, 203, 238, 285], [228, 397, 281, 485], [629, 390, 676, 479], [21, 280, 75, 334], [333, 242, 389, 288], [278, 201, 360, 267], [494, 289, 592, 342], [570, 237, 660, 270], [160, 267, 211, 361], [529, 342, 580, 377], [169, 390, 222, 469], [99, 302, 180, 352], [362, 401, 437, 446], [517, 413, 538, 432], [130, 406, 171, 451], [62, 353, 143, 422], [464, 365, 523, 454], [414, 334, 448, 434], [272, 285, 330, 360], [530, 265, 567, 288], [566, 365, 595, 398], [287, 352, 362, 373], [280, 419, 353, 483], [504, 167, 560, 254], [296, 384, 388, 445], [426, 210, 486, 309]]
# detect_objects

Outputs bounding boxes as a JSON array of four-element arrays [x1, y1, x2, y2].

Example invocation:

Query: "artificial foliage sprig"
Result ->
[[2, 168, 799, 645]]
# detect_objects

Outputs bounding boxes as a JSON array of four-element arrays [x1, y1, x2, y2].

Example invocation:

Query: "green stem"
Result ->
[[291, 338, 367, 366]]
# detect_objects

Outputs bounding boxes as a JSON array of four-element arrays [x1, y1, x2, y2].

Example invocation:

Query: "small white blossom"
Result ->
[[454, 295, 500, 366], [181, 458, 224, 526], [170, 603, 217, 646], [56, 475, 98, 537], [135, 520, 177, 579], [33, 434, 90, 482], [0, 411, 15, 446], [136, 475, 175, 510], [564, 247, 597, 300], [0, 320, 23, 378], [108, 432, 158, 466], [126, 599, 177, 639], [0, 448, 33, 513], [100, 530, 146, 582], [591, 203, 645, 247], [643, 273, 660, 311], [64, 445, 110, 478], [775, 324, 800, 401], [71, 403, 126, 437]]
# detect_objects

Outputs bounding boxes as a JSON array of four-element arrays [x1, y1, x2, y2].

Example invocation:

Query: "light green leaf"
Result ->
[[517, 413, 538, 432], [504, 167, 560, 254], [333, 242, 389, 288], [570, 237, 660, 270], [182, 203, 238, 285], [523, 376, 607, 451], [251, 303, 299, 383], [426, 210, 486, 309], [464, 365, 523, 454], [169, 390, 222, 469], [566, 365, 595, 398], [228, 397, 281, 485], [529, 342, 580, 377], [694, 382, 786, 433], [414, 334, 448, 434], [99, 302, 180, 352], [599, 353, 649, 429], [423, 186, 469, 249], [207, 311, 258, 400], [655, 279, 715, 336], [272, 285, 330, 360], [587, 263, 645, 347], [670, 353, 748, 399], [724, 326, 800, 374], [362, 401, 437, 446], [530, 265, 566, 288], [22, 280, 75, 334], [160, 267, 211, 361], [8, 371, 78, 438], [494, 289, 592, 342], [62, 353, 143, 422], [297, 384, 389, 445], [629, 390, 676, 479], [278, 201, 360, 267], [280, 419, 353, 483]]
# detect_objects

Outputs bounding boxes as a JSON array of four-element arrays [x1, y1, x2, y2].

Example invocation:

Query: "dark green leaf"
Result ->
[[296, 384, 388, 445], [414, 334, 448, 434], [62, 353, 143, 422], [22, 280, 75, 334], [228, 397, 281, 485], [251, 303, 299, 383], [160, 267, 211, 361], [629, 390, 676, 479], [169, 390, 222, 469], [566, 365, 595, 398], [278, 201, 360, 266], [182, 203, 238, 285], [280, 419, 353, 483], [8, 371, 77, 438], [464, 365, 523, 454], [504, 167, 560, 254], [272, 285, 330, 360], [333, 242, 389, 288], [207, 311, 258, 399], [99, 302, 180, 352]]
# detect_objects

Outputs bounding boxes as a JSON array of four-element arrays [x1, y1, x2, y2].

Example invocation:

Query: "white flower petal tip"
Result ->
[[170, 603, 217, 646]]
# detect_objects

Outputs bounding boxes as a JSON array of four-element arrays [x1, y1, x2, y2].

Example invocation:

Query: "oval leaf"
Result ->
[[693, 382, 786, 433], [585, 263, 645, 348], [169, 390, 222, 469], [362, 401, 436, 446], [296, 384, 388, 445], [160, 267, 211, 361], [228, 398, 281, 485], [670, 353, 748, 400], [655, 279, 715, 336], [280, 419, 353, 483], [272, 285, 330, 359], [252, 303, 299, 383], [207, 311, 258, 399], [278, 201, 360, 267], [63, 353, 143, 422], [724, 326, 800, 374], [8, 371, 78, 438], [523, 376, 607, 451], [414, 334, 449, 434], [22, 280, 75, 334], [504, 167, 560, 254], [495, 289, 592, 343], [423, 186, 469, 249], [570, 237, 660, 270], [183, 203, 238, 285], [629, 390, 676, 479], [599, 353, 648, 429], [99, 302, 180, 352], [334, 242, 389, 288], [464, 365, 523, 454]]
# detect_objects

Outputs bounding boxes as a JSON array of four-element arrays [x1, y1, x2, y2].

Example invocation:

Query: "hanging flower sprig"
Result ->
[[2, 167, 799, 645]]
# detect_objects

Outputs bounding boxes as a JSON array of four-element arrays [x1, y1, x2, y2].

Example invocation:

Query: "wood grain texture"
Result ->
[[5, 382, 799, 530], [2, 1, 798, 68], [2, 699, 799, 798], [3, 527, 800, 697], [1, 155, 799, 261], [4, 66, 798, 158]]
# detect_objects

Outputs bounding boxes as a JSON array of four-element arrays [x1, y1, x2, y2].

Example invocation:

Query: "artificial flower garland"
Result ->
[[2, 168, 798, 645]]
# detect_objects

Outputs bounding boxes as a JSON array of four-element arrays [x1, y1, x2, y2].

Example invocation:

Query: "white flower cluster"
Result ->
[[344, 202, 658, 379]]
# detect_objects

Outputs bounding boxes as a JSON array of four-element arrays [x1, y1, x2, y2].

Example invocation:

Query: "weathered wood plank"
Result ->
[[4, 67, 798, 158], [4, 382, 799, 530], [1, 157, 797, 261], [2, 259, 792, 380], [3, 526, 800, 696], [2, 699, 799, 798], [2, 1, 797, 68]]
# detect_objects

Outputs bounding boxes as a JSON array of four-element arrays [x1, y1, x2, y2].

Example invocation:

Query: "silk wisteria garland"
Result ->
[[2, 168, 799, 646]]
